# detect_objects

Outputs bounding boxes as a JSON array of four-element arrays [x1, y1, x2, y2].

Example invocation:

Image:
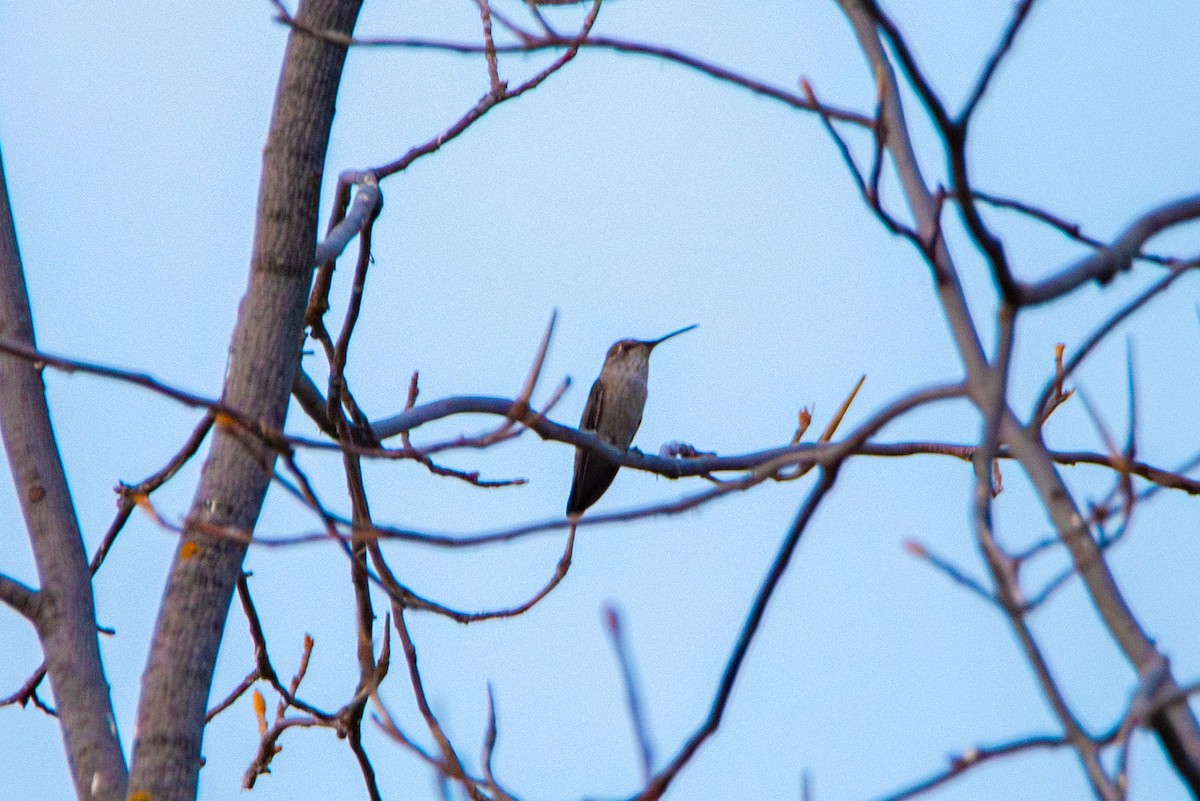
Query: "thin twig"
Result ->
[[639, 470, 839, 799], [958, 0, 1037, 125], [269, 9, 873, 129], [872, 734, 1069, 801], [1032, 269, 1187, 425], [903, 541, 996, 605], [605, 604, 655, 783]]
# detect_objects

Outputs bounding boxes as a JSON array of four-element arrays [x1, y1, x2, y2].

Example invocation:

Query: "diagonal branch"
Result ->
[[1019, 195, 1200, 306], [958, 0, 1037, 125], [0, 573, 38, 620], [1004, 418, 1200, 789], [370, 0, 602, 179], [635, 381, 970, 797], [862, 0, 1018, 301], [1031, 266, 1187, 425], [835, 0, 989, 380], [0, 143, 128, 800], [604, 605, 655, 783], [873, 733, 1069, 801], [638, 469, 839, 799]]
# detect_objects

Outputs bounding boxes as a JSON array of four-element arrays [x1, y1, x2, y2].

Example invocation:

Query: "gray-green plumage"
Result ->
[[566, 325, 696, 516]]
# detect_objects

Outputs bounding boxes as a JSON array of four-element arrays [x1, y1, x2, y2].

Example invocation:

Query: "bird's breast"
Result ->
[[597, 371, 648, 448]]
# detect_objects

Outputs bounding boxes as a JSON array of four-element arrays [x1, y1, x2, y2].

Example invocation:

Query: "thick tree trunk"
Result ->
[[127, 3, 363, 799]]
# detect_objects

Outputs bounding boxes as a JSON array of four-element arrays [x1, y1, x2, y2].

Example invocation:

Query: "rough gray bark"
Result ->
[[126, 2, 363, 799], [0, 154, 128, 799]]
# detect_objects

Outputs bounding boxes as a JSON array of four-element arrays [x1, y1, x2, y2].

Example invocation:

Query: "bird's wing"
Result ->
[[566, 379, 613, 515], [581, 377, 605, 431]]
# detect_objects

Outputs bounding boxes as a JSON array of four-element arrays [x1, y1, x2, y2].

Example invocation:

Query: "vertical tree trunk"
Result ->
[[127, 3, 362, 799]]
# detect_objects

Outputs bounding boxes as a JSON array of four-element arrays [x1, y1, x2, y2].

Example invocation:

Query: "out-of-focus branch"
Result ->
[[802, 77, 920, 243], [0, 574, 37, 619], [1032, 269, 1188, 425], [639, 470, 839, 799], [604, 605, 655, 784], [835, 0, 989, 382], [1018, 194, 1200, 306], [873, 734, 1069, 801], [958, 0, 1037, 125], [973, 191, 1192, 269], [635, 379, 976, 797], [862, 0, 1019, 302], [904, 541, 995, 604], [479, 685, 520, 801]]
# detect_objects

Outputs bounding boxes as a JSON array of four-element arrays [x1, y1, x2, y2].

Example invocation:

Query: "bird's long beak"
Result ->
[[645, 324, 698, 349]]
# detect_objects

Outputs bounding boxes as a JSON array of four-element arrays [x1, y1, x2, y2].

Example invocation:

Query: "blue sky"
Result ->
[[1, 2, 1198, 800]]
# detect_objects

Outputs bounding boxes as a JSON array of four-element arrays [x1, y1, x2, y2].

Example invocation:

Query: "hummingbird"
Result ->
[[566, 324, 697, 517]]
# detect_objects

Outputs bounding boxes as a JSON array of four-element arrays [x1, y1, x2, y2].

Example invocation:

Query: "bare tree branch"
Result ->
[[861, 0, 1019, 301], [0, 140, 128, 801], [1032, 269, 1188, 425], [269, 7, 873, 129], [958, 0, 1037, 125], [312, 174, 382, 266], [0, 573, 37, 619], [604, 604, 656, 783], [640, 469, 839, 799], [369, 0, 602, 179], [836, 0, 990, 381], [835, 2, 1200, 793], [973, 190, 1192, 269], [1004, 421, 1200, 787], [4, 3, 1195, 798], [873, 734, 1069, 801], [1019, 194, 1200, 306]]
